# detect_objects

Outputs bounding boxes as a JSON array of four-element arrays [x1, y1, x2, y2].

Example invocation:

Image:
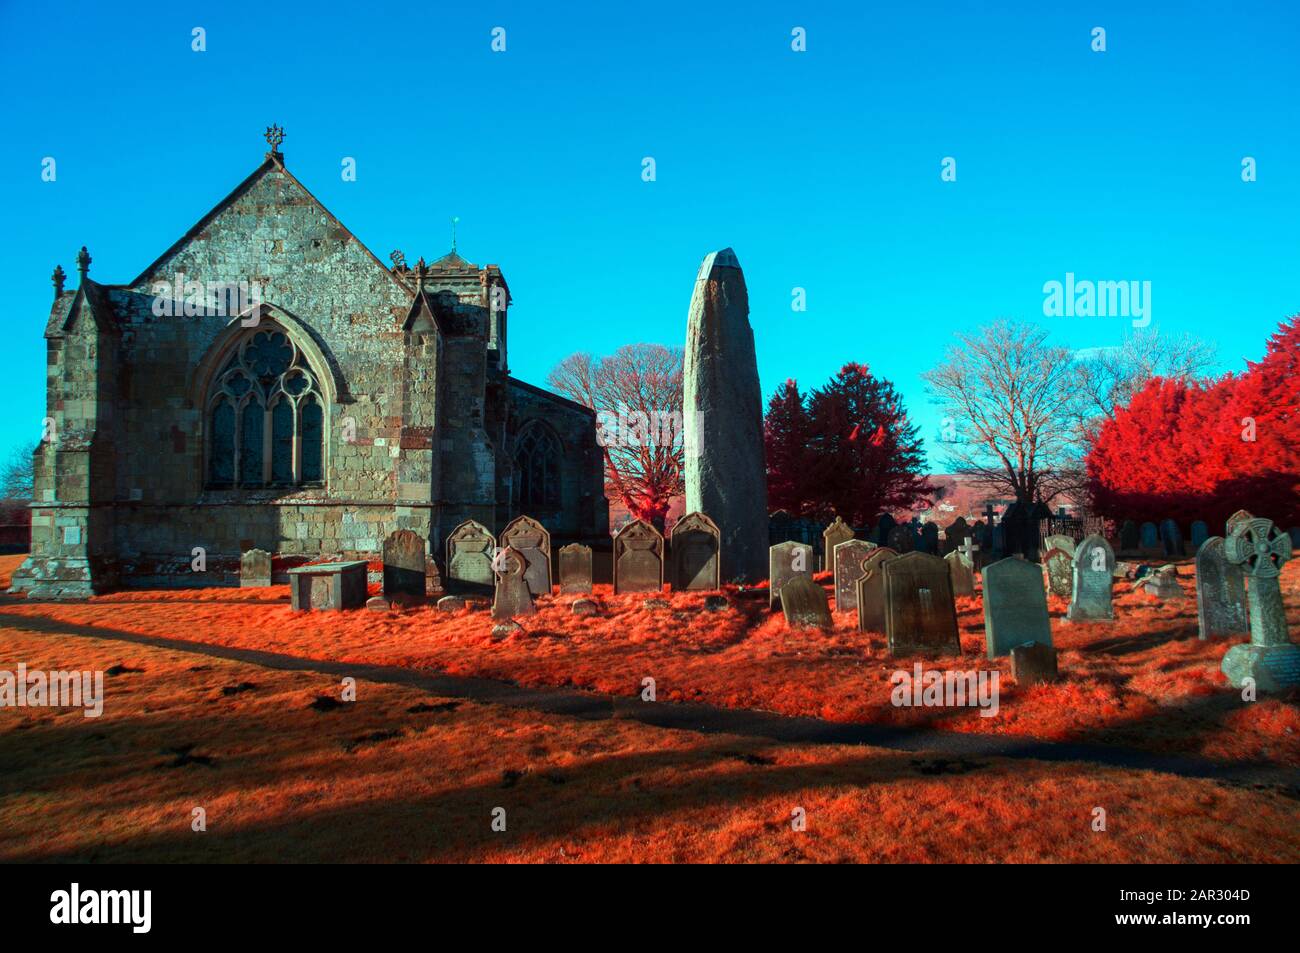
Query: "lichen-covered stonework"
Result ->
[[15, 152, 606, 597]]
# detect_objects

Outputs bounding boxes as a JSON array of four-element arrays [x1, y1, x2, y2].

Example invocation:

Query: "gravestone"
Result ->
[[875, 514, 896, 547], [1139, 522, 1159, 553], [491, 547, 535, 621], [1220, 518, 1298, 691], [854, 548, 897, 632], [833, 538, 877, 611], [1194, 537, 1247, 639], [382, 529, 426, 600], [558, 543, 594, 595], [882, 552, 960, 657], [288, 561, 368, 612], [982, 556, 1052, 658], [1042, 547, 1074, 598], [1189, 520, 1209, 550], [886, 524, 914, 554], [240, 548, 271, 588], [945, 549, 975, 597], [1119, 520, 1139, 553], [1067, 535, 1115, 622], [1011, 641, 1059, 686], [1134, 565, 1184, 599], [501, 516, 552, 596], [1225, 510, 1254, 538], [944, 517, 971, 557], [822, 516, 854, 572], [445, 520, 496, 592], [1159, 519, 1184, 558], [1041, 534, 1075, 558], [780, 575, 832, 629], [919, 522, 940, 555], [613, 519, 665, 594], [671, 512, 720, 590], [684, 248, 769, 583], [769, 541, 814, 609]]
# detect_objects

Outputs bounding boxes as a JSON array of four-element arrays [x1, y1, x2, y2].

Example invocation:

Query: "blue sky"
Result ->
[[1, 0, 1296, 469]]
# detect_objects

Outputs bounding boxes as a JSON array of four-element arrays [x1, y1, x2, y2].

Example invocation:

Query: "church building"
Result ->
[[14, 129, 607, 596]]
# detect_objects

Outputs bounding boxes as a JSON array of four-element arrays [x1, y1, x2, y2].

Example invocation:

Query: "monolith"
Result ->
[[683, 248, 768, 583]]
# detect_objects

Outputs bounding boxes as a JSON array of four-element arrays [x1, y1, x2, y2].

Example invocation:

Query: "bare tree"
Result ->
[[0, 443, 36, 501], [922, 319, 1081, 505], [1072, 326, 1218, 438], [547, 344, 684, 530]]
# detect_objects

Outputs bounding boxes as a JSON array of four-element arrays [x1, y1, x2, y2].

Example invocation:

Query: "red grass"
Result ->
[[2, 557, 1297, 767]]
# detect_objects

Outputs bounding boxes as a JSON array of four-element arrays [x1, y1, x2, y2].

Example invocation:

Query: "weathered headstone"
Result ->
[[882, 552, 960, 657], [821, 516, 854, 571], [1139, 522, 1160, 553], [382, 529, 426, 600], [1041, 534, 1076, 559], [1159, 519, 1183, 558], [501, 515, 552, 596], [1011, 641, 1059, 686], [886, 524, 914, 554], [288, 560, 368, 612], [769, 541, 814, 609], [1134, 565, 1184, 600], [833, 538, 877, 611], [445, 520, 496, 592], [1119, 520, 1139, 553], [780, 575, 832, 629], [944, 517, 972, 557], [240, 548, 271, 588], [1067, 535, 1115, 622], [1225, 509, 1254, 538], [684, 248, 768, 583], [613, 519, 665, 594], [1042, 547, 1074, 598], [1189, 520, 1209, 550], [491, 547, 535, 620], [945, 549, 975, 597], [854, 547, 897, 632], [982, 556, 1052, 658], [1195, 537, 1247, 639], [671, 511, 721, 591], [558, 543, 594, 595], [1220, 518, 1298, 691]]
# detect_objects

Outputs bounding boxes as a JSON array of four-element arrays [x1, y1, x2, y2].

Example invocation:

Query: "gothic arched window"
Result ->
[[206, 328, 325, 488], [514, 422, 561, 508]]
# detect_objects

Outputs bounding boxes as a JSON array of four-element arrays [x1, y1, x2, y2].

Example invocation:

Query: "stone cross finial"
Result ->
[[959, 537, 979, 559], [1220, 517, 1297, 691], [52, 264, 66, 298], [412, 257, 428, 290], [390, 249, 406, 270], [264, 124, 286, 155], [75, 246, 91, 279]]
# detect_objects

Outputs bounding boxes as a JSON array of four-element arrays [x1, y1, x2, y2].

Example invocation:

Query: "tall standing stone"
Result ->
[[684, 248, 768, 583]]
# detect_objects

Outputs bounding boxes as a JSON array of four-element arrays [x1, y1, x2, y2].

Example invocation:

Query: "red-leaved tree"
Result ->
[[763, 379, 811, 515], [1087, 314, 1300, 528]]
